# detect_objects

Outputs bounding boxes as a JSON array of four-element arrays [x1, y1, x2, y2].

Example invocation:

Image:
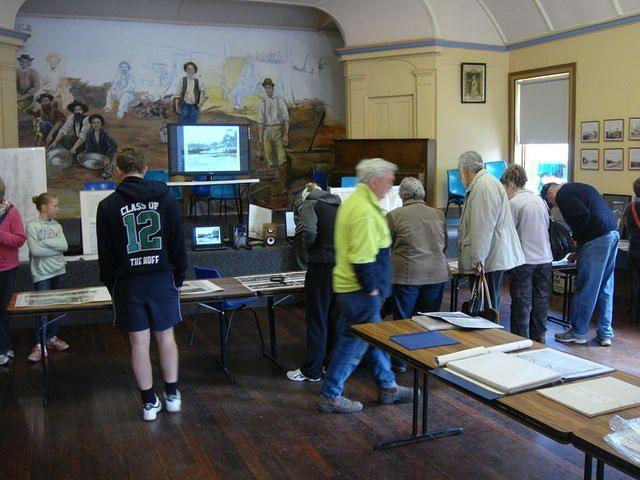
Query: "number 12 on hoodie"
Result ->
[[123, 211, 162, 254]]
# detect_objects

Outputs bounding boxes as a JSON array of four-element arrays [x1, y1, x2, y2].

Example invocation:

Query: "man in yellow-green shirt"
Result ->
[[319, 158, 413, 414]]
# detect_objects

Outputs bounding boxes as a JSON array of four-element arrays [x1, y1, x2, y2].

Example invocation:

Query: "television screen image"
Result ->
[[168, 124, 250, 175]]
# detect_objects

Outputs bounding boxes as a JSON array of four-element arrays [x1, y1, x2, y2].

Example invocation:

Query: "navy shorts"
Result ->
[[112, 271, 182, 332]]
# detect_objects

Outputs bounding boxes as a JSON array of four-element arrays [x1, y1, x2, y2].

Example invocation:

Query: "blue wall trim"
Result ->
[[0, 26, 30, 42], [336, 14, 640, 56]]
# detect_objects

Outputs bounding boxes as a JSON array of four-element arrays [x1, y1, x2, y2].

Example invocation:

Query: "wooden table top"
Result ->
[[8, 277, 255, 317]]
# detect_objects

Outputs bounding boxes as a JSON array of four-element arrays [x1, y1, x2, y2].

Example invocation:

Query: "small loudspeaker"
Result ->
[[263, 223, 277, 247]]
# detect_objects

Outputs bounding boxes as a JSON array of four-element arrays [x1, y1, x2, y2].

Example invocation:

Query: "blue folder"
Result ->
[[390, 330, 459, 350]]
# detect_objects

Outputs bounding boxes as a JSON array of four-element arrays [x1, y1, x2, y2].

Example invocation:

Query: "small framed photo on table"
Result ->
[[629, 148, 640, 170], [629, 118, 640, 140], [580, 149, 599, 170], [581, 121, 599, 143], [461, 63, 486, 103], [604, 148, 624, 170], [604, 119, 624, 141]]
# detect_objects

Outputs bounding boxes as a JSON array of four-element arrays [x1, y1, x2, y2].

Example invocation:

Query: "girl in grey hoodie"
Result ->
[[26, 192, 70, 362]]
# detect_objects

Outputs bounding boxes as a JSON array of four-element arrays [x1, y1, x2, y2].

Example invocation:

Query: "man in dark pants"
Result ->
[[286, 183, 340, 382], [546, 182, 618, 346], [97, 148, 188, 421], [623, 178, 640, 325]]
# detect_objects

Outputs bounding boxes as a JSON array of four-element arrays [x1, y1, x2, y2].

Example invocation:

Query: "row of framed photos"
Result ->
[[581, 118, 640, 143], [580, 148, 640, 171]]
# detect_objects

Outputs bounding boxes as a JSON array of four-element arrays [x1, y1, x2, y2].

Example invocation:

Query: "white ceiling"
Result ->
[[14, 0, 640, 47]]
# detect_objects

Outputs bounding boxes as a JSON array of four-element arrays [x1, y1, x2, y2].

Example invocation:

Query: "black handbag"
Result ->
[[462, 270, 500, 323]]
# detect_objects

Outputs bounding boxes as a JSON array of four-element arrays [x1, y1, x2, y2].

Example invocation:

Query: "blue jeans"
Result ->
[[392, 282, 446, 320], [34, 274, 65, 344], [180, 104, 199, 124], [570, 231, 619, 340], [321, 291, 397, 399]]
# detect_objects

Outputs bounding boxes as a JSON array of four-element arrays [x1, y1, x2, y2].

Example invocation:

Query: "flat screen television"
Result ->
[[167, 123, 251, 176]]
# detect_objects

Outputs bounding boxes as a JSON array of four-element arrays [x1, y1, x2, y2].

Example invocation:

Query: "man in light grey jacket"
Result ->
[[457, 151, 525, 309]]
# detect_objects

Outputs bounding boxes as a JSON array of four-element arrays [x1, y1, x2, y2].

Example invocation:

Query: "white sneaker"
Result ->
[[164, 390, 182, 413], [143, 395, 162, 421], [286, 368, 321, 382], [6, 350, 15, 358], [0, 354, 8, 366]]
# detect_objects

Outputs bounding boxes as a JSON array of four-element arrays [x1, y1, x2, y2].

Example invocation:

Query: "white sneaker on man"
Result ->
[[164, 390, 182, 413], [286, 368, 321, 382], [0, 354, 9, 366], [143, 395, 162, 421]]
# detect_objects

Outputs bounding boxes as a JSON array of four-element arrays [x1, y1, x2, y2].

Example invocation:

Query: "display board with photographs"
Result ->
[[581, 121, 599, 143], [630, 148, 640, 170], [604, 148, 624, 170], [580, 149, 599, 170], [604, 119, 624, 141]]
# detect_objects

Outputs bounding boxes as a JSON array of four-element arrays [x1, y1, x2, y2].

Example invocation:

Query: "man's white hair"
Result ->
[[399, 177, 425, 201], [458, 151, 484, 173], [356, 158, 397, 184]]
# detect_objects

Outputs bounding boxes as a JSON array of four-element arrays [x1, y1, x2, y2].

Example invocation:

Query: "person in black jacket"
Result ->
[[545, 182, 618, 346], [96, 147, 187, 421], [623, 178, 640, 325], [286, 183, 340, 382]]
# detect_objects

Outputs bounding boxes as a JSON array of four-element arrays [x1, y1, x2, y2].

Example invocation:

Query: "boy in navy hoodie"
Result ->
[[97, 147, 187, 421]]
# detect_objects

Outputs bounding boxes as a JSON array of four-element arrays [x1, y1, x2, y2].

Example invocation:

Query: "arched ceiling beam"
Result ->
[[475, 0, 508, 44], [611, 0, 624, 16], [532, 0, 554, 31], [418, 0, 441, 38]]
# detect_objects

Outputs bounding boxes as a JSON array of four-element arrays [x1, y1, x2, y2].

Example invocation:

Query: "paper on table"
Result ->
[[514, 348, 614, 380], [433, 339, 533, 367], [412, 315, 456, 331], [179, 280, 223, 295], [538, 377, 640, 417], [15, 286, 112, 307], [418, 311, 504, 330]]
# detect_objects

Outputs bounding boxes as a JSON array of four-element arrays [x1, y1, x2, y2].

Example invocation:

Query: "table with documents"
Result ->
[[351, 319, 640, 480]]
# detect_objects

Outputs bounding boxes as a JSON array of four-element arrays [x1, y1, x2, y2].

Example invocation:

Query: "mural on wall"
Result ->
[[16, 17, 345, 217]]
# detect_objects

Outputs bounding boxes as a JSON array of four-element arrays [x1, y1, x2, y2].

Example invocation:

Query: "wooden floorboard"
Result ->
[[1, 287, 638, 480]]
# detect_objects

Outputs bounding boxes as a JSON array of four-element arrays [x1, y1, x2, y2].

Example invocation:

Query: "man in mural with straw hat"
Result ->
[[173, 61, 208, 124], [49, 100, 91, 151], [69, 114, 119, 179], [29, 92, 66, 147], [16, 53, 41, 112], [258, 77, 290, 192]]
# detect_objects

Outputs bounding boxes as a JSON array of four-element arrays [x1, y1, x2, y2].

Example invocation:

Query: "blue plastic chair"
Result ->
[[190, 266, 264, 356], [207, 175, 242, 222], [311, 170, 328, 190], [83, 181, 116, 191], [484, 160, 508, 180], [445, 169, 466, 217], [145, 169, 184, 213], [340, 176, 358, 188], [189, 175, 211, 220]]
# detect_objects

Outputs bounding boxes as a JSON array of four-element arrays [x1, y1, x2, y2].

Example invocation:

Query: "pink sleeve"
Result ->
[[0, 209, 27, 248]]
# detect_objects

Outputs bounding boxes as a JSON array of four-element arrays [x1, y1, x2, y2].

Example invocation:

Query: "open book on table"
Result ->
[[413, 311, 504, 331], [434, 342, 614, 396]]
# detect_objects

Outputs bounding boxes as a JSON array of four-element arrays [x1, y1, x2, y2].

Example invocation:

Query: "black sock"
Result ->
[[165, 382, 178, 397], [140, 388, 156, 405]]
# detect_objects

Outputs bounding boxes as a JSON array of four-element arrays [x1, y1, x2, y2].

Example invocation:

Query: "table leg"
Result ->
[[263, 296, 285, 372], [596, 460, 604, 480], [449, 277, 455, 311], [40, 316, 49, 407], [584, 454, 593, 480], [216, 311, 234, 384], [373, 368, 463, 450]]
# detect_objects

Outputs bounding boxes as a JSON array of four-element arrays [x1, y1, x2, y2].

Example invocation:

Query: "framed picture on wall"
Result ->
[[581, 121, 599, 143], [580, 149, 599, 170], [604, 119, 624, 141], [461, 63, 486, 103], [630, 118, 640, 140], [630, 148, 640, 170], [604, 148, 624, 170]]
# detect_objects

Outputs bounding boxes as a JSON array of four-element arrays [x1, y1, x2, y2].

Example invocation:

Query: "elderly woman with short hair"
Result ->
[[0, 177, 27, 366], [500, 165, 553, 342], [387, 177, 450, 371]]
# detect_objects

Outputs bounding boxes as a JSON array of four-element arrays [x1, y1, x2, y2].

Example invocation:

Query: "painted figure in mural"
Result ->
[[258, 78, 290, 191], [50, 101, 90, 151], [40, 53, 74, 109], [172, 62, 208, 124], [70, 114, 119, 179], [16, 54, 41, 112], [104, 61, 136, 119], [29, 93, 66, 147]]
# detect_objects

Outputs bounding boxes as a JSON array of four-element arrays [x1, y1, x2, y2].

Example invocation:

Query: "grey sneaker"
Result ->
[[554, 329, 587, 344], [317, 395, 363, 414], [0, 354, 9, 366], [378, 385, 415, 405], [596, 336, 612, 347]]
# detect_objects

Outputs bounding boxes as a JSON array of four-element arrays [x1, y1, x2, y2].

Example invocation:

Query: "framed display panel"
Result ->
[[630, 118, 640, 141], [461, 63, 486, 103], [604, 148, 623, 170], [629, 148, 640, 170], [579, 149, 599, 170], [604, 119, 624, 142], [580, 121, 599, 143]]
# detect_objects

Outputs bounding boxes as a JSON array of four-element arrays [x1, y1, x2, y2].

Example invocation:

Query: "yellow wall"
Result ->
[[341, 46, 509, 207], [510, 22, 640, 198]]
